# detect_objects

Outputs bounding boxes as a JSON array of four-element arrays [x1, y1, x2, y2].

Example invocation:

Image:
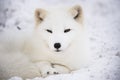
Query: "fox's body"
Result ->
[[0, 5, 90, 80]]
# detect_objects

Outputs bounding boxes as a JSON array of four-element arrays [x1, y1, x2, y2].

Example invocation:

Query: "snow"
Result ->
[[0, 0, 120, 80]]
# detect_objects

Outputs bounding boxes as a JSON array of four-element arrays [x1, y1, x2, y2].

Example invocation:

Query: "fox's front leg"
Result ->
[[35, 61, 71, 77], [35, 61, 59, 77], [52, 64, 71, 74]]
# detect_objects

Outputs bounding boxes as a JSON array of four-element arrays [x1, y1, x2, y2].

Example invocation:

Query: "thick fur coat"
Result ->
[[0, 5, 90, 80]]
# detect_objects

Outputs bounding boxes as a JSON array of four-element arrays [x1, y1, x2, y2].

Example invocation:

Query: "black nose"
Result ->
[[54, 43, 61, 49]]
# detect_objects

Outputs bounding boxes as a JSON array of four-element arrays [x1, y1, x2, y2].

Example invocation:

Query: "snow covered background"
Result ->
[[0, 0, 120, 80]]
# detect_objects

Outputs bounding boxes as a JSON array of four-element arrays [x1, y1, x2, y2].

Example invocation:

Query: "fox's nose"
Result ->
[[54, 43, 61, 49]]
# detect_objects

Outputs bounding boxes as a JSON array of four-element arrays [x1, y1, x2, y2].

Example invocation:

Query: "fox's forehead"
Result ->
[[42, 19, 76, 31], [46, 9, 71, 21], [40, 17, 80, 32], [42, 13, 71, 29]]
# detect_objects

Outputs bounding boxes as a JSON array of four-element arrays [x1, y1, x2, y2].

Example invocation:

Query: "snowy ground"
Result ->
[[0, 0, 120, 80]]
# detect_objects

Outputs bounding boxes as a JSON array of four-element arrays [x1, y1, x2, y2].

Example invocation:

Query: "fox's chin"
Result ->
[[55, 49, 61, 52], [53, 46, 70, 53], [48, 48, 62, 53]]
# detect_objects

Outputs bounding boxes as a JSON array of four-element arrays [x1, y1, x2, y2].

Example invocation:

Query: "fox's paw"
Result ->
[[41, 67, 59, 77]]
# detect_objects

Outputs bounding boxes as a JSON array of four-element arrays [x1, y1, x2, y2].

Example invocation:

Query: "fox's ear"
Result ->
[[35, 8, 47, 26], [69, 5, 83, 24]]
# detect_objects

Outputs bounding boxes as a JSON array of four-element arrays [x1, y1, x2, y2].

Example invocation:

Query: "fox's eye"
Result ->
[[46, 29, 52, 33], [64, 29, 71, 33]]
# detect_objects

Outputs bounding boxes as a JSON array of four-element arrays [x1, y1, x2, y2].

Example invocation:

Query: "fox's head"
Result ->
[[34, 5, 84, 52]]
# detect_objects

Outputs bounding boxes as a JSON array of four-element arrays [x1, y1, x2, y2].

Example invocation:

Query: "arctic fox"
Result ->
[[0, 5, 90, 79]]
